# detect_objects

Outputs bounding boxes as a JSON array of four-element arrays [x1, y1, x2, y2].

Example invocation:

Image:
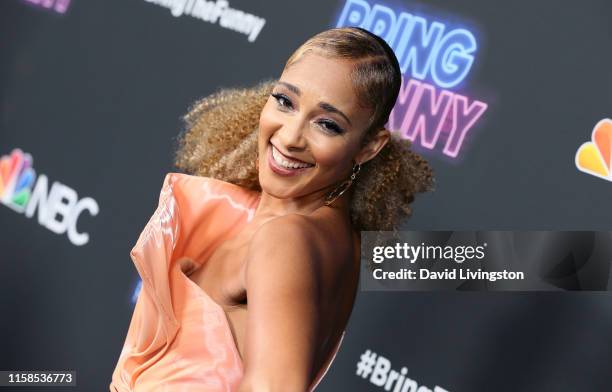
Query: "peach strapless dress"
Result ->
[[110, 173, 345, 392]]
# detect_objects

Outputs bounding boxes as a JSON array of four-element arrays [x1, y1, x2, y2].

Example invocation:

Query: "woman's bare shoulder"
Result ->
[[249, 213, 323, 261], [245, 212, 352, 278], [241, 215, 323, 307]]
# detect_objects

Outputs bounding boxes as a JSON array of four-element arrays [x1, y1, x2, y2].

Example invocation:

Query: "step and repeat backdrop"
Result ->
[[2, 0, 612, 391]]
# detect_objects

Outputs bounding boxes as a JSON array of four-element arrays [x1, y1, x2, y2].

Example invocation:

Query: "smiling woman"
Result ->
[[110, 27, 434, 392]]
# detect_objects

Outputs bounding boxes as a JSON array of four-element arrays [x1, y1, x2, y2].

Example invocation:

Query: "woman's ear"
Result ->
[[355, 127, 391, 164]]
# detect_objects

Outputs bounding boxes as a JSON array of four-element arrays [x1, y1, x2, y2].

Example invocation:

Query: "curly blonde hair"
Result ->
[[174, 28, 435, 231]]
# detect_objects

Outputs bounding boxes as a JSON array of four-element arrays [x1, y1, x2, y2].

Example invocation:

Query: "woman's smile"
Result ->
[[267, 142, 315, 176]]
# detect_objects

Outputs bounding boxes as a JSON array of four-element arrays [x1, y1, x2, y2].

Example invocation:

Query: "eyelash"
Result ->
[[270, 92, 344, 135]]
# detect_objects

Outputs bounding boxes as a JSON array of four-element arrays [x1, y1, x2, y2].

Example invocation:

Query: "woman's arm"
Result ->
[[237, 215, 322, 392]]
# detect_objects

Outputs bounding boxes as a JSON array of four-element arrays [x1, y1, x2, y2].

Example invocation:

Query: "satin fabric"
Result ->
[[110, 173, 345, 391]]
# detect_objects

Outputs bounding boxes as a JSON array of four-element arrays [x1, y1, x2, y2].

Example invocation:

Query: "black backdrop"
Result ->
[[1, 0, 612, 391]]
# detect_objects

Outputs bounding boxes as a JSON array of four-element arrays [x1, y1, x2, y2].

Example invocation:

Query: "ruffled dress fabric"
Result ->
[[109, 173, 345, 392]]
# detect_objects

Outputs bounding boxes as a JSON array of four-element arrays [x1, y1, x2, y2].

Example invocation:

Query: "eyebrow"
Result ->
[[276, 81, 353, 126]]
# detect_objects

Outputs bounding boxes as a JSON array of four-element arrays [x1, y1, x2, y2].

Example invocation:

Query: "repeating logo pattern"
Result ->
[[575, 119, 612, 182]]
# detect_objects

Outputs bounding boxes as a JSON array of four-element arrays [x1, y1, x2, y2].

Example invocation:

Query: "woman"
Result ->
[[110, 27, 433, 392]]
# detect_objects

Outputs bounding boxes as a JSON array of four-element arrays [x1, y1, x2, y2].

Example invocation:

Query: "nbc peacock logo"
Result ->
[[575, 119, 612, 182], [0, 148, 36, 211], [0, 148, 99, 246]]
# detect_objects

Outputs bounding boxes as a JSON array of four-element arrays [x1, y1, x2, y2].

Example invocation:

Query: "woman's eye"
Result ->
[[271, 93, 293, 109], [318, 120, 343, 135], [270, 92, 342, 134]]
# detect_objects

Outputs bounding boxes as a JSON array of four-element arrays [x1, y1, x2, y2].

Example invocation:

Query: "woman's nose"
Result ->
[[277, 119, 308, 151]]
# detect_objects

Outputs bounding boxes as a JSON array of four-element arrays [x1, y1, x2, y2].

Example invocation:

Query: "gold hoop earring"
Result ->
[[324, 161, 361, 206]]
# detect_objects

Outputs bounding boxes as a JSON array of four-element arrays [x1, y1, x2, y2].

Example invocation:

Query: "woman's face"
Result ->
[[258, 53, 376, 201]]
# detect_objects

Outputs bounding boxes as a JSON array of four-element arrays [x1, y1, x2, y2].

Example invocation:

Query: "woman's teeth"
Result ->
[[271, 145, 314, 169]]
